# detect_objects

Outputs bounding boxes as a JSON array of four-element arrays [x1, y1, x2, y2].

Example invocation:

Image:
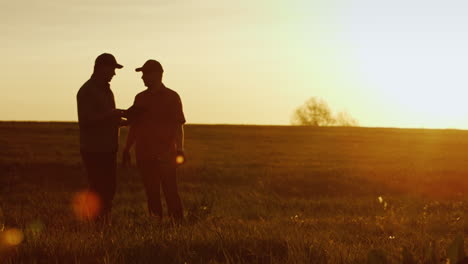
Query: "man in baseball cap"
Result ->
[[95, 53, 123, 69], [135, 59, 163, 73], [76, 53, 125, 222], [123, 59, 186, 221]]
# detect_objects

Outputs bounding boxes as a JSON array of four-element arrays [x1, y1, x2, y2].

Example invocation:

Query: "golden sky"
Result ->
[[2, 0, 468, 128]]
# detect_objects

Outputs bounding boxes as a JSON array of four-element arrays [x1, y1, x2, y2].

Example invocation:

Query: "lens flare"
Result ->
[[2, 228, 23, 246], [176, 155, 185, 165], [72, 191, 102, 221]]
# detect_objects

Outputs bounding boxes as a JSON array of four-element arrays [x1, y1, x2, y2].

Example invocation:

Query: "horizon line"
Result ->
[[0, 120, 466, 131]]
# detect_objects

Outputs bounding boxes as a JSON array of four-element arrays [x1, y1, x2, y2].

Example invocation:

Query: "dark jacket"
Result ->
[[77, 76, 119, 152]]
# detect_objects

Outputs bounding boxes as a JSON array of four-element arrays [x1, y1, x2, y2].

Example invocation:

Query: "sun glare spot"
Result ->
[[176, 155, 185, 165], [72, 191, 102, 221], [2, 228, 24, 247]]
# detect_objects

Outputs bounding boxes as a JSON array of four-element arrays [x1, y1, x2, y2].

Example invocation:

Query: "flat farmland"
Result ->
[[0, 122, 467, 263]]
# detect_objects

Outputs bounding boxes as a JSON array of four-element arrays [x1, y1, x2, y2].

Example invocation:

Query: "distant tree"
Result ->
[[334, 111, 359, 127], [291, 97, 359, 127], [291, 97, 335, 126]]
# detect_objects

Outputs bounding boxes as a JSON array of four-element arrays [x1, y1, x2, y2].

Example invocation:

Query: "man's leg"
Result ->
[[160, 164, 183, 220], [81, 151, 116, 220], [97, 152, 117, 218], [138, 160, 163, 218]]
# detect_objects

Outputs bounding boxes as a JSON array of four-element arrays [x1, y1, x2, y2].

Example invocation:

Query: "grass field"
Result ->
[[0, 122, 467, 263]]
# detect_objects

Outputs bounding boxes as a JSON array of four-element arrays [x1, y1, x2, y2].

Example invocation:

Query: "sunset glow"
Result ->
[[2, 0, 468, 128]]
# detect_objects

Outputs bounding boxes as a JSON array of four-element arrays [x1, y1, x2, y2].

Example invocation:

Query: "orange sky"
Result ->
[[2, 0, 468, 128]]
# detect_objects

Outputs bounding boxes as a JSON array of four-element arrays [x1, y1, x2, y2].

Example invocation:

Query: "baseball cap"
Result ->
[[95, 53, 123, 69], [135, 60, 163, 73]]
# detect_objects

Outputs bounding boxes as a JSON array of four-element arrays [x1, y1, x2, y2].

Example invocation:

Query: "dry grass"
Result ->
[[0, 122, 467, 263]]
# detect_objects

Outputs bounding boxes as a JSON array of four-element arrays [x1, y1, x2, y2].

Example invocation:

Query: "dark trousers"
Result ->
[[80, 150, 117, 219], [137, 160, 183, 220]]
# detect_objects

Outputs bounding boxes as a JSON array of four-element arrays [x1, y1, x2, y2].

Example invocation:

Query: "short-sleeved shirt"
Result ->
[[131, 84, 185, 161], [77, 76, 119, 152]]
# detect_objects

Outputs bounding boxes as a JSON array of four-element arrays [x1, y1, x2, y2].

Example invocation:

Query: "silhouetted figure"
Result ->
[[122, 60, 185, 221], [76, 53, 125, 221]]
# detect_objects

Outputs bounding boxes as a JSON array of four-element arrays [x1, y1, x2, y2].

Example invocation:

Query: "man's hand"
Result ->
[[112, 109, 125, 118], [175, 150, 185, 166], [124, 105, 146, 124], [119, 118, 130, 127], [110, 109, 125, 125], [122, 149, 131, 168]]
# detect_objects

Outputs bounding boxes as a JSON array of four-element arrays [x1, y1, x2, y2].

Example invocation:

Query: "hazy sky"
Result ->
[[2, 0, 468, 128]]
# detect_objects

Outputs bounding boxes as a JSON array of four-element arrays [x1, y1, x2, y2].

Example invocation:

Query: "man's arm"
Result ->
[[77, 92, 123, 126], [175, 124, 185, 165], [174, 93, 185, 152], [83, 109, 122, 126], [174, 93, 186, 165], [175, 124, 184, 151]]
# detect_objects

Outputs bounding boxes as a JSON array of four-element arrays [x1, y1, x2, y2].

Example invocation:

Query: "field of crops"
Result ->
[[0, 122, 467, 263]]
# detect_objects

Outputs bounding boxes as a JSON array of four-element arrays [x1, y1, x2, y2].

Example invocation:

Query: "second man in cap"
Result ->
[[123, 59, 186, 220]]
